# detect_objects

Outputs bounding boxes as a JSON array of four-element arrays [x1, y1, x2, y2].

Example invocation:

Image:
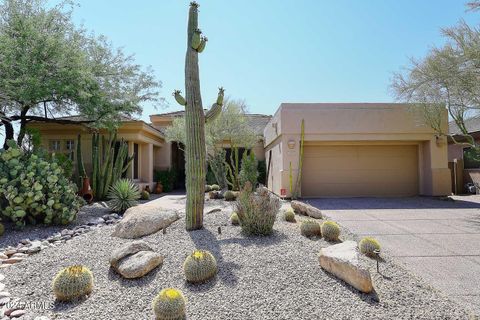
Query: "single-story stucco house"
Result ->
[[27, 102, 453, 197]]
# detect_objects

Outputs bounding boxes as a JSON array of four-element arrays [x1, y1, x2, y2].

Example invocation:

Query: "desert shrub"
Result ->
[[210, 184, 220, 191], [0, 141, 83, 228], [300, 220, 321, 237], [359, 237, 381, 257], [141, 190, 150, 200], [154, 169, 177, 192], [284, 208, 296, 222], [183, 250, 218, 283], [52, 265, 94, 301], [152, 288, 186, 320], [224, 190, 236, 201], [107, 179, 140, 213], [239, 151, 258, 189], [321, 221, 340, 241], [234, 183, 280, 236], [230, 212, 239, 225]]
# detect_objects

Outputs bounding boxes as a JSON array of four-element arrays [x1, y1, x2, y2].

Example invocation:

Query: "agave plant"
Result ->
[[107, 179, 141, 213]]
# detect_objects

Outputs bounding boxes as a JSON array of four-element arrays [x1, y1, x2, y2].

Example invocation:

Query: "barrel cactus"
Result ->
[[152, 288, 186, 320], [300, 220, 321, 237], [210, 184, 220, 191], [359, 237, 381, 257], [230, 212, 239, 225], [174, 2, 225, 231], [205, 185, 212, 192], [52, 265, 94, 301], [183, 250, 217, 283], [224, 190, 236, 201], [321, 221, 341, 241], [0, 141, 83, 228], [284, 208, 296, 222]]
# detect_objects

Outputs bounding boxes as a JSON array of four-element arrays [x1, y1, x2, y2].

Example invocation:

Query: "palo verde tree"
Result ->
[[173, 1, 224, 230], [0, 0, 161, 149], [391, 3, 480, 150]]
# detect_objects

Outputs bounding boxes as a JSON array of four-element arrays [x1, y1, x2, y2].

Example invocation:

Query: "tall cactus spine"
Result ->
[[76, 134, 87, 181]]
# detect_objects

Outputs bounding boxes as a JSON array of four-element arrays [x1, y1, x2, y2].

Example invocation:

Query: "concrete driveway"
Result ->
[[307, 196, 480, 315]]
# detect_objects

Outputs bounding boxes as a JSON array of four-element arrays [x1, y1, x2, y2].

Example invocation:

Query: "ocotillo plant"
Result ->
[[91, 132, 134, 200], [174, 1, 224, 230]]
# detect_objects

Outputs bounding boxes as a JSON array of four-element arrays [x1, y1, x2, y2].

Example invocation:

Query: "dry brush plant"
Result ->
[[234, 182, 280, 236]]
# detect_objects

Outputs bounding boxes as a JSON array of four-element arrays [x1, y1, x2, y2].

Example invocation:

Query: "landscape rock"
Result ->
[[110, 241, 163, 279], [111, 205, 179, 239], [109, 241, 153, 268], [291, 201, 323, 219], [116, 251, 163, 279], [9, 309, 26, 318], [318, 240, 373, 293]]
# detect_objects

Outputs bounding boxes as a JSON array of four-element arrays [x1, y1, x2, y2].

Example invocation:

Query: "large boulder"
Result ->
[[110, 241, 163, 279], [111, 205, 179, 239], [318, 241, 374, 293], [291, 201, 323, 219]]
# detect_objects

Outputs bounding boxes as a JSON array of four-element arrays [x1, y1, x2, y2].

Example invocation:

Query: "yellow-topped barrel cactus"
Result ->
[[183, 249, 217, 283], [174, 2, 225, 231], [152, 288, 186, 320], [359, 237, 381, 257], [284, 208, 296, 222], [230, 212, 239, 225], [52, 265, 94, 301], [321, 221, 341, 242]]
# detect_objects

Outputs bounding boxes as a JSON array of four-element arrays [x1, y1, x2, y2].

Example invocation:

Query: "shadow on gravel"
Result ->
[[52, 295, 90, 312], [188, 228, 247, 288], [323, 272, 380, 305], [107, 265, 162, 287]]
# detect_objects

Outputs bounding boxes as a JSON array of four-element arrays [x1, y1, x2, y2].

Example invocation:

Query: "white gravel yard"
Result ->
[[2, 196, 472, 320]]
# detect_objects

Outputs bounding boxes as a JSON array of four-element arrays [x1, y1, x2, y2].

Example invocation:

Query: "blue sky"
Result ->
[[70, 0, 478, 121]]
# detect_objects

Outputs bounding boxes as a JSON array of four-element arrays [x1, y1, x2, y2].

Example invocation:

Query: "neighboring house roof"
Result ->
[[449, 117, 480, 135], [152, 110, 272, 136], [39, 115, 165, 137]]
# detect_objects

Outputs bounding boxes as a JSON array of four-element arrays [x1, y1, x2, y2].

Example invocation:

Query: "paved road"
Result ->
[[307, 196, 480, 316]]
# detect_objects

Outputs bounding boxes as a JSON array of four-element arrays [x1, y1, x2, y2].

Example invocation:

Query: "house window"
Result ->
[[49, 140, 61, 152], [65, 140, 75, 160]]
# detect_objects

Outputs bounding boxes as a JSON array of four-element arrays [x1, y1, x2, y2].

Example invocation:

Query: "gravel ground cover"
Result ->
[[2, 197, 473, 320]]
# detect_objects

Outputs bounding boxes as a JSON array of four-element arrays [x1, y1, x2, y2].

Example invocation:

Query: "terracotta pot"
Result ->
[[155, 182, 163, 194], [80, 177, 93, 204]]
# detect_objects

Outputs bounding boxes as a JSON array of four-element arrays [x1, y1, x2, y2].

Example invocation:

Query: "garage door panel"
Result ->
[[302, 145, 418, 197]]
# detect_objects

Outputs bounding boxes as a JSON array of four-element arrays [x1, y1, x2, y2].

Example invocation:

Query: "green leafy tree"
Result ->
[[0, 0, 161, 149]]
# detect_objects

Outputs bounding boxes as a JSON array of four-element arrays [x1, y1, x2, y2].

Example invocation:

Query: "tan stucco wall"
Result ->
[[265, 103, 451, 197]]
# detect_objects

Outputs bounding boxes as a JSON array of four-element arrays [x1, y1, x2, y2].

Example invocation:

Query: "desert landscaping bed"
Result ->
[[0, 196, 472, 320]]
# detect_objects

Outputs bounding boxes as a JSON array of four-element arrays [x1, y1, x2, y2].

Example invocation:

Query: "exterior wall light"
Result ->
[[288, 139, 296, 149]]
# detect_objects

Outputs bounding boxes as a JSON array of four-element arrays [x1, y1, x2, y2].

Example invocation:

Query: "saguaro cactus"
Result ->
[[174, 2, 224, 230]]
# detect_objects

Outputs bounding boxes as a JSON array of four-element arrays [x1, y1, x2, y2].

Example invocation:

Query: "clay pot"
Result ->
[[80, 177, 93, 203], [155, 182, 163, 194]]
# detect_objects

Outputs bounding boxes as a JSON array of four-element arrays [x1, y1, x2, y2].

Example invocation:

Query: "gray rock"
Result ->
[[291, 201, 323, 219], [9, 309, 26, 318], [111, 206, 179, 239], [109, 241, 153, 269], [318, 241, 373, 293], [116, 251, 163, 279]]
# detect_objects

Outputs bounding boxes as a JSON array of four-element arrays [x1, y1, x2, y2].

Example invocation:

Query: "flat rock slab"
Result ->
[[318, 240, 373, 293], [110, 241, 163, 279], [111, 205, 179, 239], [291, 201, 323, 219]]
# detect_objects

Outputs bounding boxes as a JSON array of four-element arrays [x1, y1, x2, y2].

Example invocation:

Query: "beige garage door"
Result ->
[[301, 144, 418, 197]]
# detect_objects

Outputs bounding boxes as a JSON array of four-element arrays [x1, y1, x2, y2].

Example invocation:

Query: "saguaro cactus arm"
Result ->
[[205, 87, 225, 123]]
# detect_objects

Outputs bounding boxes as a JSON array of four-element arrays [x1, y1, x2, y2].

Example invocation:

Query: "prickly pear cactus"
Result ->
[[300, 220, 321, 237], [174, 2, 225, 231], [0, 141, 83, 228], [183, 249, 217, 283], [359, 237, 381, 257], [52, 265, 94, 301], [152, 288, 186, 320], [321, 221, 341, 241]]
